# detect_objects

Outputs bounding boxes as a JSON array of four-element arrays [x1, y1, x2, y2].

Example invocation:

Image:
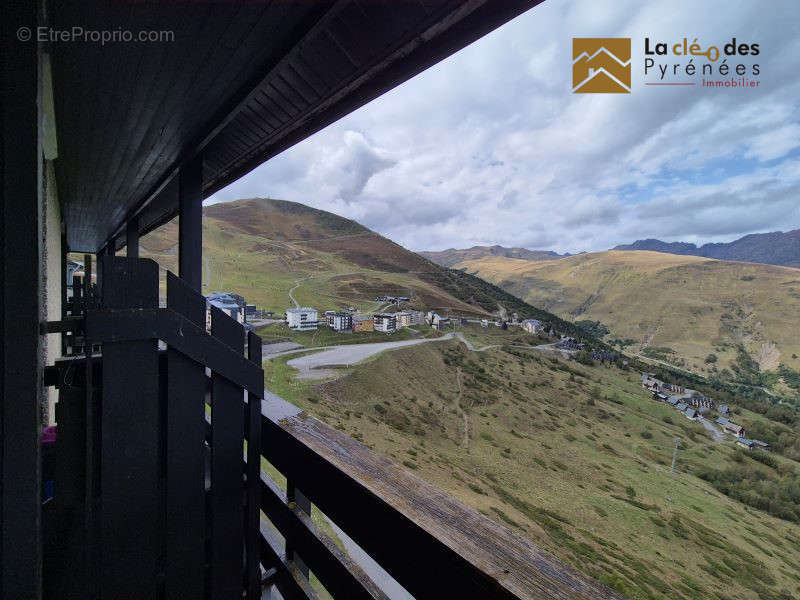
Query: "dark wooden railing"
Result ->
[[43, 256, 619, 600]]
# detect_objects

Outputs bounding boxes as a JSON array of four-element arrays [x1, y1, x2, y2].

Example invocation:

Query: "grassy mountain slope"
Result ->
[[266, 331, 800, 600], [420, 245, 565, 267], [139, 199, 603, 344], [140, 198, 489, 316], [457, 250, 800, 375]]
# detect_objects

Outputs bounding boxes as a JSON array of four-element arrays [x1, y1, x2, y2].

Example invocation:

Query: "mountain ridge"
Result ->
[[423, 228, 800, 269], [420, 245, 567, 267], [614, 229, 800, 267]]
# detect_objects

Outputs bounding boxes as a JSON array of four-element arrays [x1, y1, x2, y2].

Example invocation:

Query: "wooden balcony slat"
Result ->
[[260, 473, 388, 600], [99, 257, 161, 598], [245, 330, 263, 598], [209, 307, 246, 600], [261, 393, 621, 600], [165, 272, 207, 600]]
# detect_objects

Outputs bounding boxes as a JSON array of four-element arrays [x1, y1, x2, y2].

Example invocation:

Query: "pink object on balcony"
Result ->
[[41, 425, 57, 446]]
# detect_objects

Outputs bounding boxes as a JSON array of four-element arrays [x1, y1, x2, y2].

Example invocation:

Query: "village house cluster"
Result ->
[[283, 305, 425, 335], [641, 373, 769, 450]]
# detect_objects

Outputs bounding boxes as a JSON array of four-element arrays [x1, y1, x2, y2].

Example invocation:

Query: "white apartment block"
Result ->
[[286, 307, 319, 331]]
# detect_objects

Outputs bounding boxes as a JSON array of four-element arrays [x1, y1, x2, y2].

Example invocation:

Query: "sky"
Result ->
[[207, 0, 800, 254]]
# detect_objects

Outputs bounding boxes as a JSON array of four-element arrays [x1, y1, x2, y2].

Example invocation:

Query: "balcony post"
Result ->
[[125, 216, 139, 259], [2, 0, 42, 595], [179, 156, 203, 292]]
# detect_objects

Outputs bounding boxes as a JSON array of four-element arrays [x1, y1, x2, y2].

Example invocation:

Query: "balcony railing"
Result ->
[[42, 256, 619, 599]]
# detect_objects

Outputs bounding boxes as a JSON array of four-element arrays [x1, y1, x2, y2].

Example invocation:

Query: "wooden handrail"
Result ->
[[259, 473, 387, 600]]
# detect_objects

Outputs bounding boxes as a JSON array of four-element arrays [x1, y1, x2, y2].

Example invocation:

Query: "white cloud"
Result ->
[[208, 0, 800, 254]]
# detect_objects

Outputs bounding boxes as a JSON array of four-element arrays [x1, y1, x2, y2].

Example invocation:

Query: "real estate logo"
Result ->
[[572, 38, 631, 93]]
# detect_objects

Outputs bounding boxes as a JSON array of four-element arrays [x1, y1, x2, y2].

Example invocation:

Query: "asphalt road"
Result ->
[[286, 333, 456, 380]]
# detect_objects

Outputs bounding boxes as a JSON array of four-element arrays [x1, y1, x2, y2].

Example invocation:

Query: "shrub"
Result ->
[[468, 483, 485, 495], [490, 506, 520, 527], [640, 430, 653, 439]]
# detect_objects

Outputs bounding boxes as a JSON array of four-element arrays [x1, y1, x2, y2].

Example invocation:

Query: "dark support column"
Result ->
[[98, 245, 113, 290], [179, 156, 203, 292], [126, 216, 139, 259], [61, 232, 68, 318], [1, 0, 42, 597], [61, 233, 68, 355]]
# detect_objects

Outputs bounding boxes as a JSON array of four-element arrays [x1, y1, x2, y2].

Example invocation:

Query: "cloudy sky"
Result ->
[[207, 0, 800, 253]]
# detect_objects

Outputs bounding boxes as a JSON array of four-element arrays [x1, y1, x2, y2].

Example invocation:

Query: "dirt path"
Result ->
[[288, 275, 312, 308], [698, 417, 724, 442], [455, 367, 469, 448]]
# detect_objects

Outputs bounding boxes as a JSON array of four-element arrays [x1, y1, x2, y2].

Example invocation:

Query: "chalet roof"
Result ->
[[49, 1, 542, 252]]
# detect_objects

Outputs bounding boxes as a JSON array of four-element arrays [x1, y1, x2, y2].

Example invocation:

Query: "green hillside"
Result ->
[[266, 328, 800, 600], [457, 251, 800, 382], [138, 198, 601, 345]]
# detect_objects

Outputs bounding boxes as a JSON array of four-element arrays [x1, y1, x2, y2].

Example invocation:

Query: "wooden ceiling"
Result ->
[[49, 0, 542, 252]]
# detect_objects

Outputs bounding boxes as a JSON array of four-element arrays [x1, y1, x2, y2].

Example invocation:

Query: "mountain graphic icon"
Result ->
[[572, 38, 631, 93]]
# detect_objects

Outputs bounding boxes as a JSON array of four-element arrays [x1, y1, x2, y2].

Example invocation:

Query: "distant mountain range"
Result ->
[[423, 230, 800, 269], [614, 230, 800, 268], [420, 245, 567, 268]]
